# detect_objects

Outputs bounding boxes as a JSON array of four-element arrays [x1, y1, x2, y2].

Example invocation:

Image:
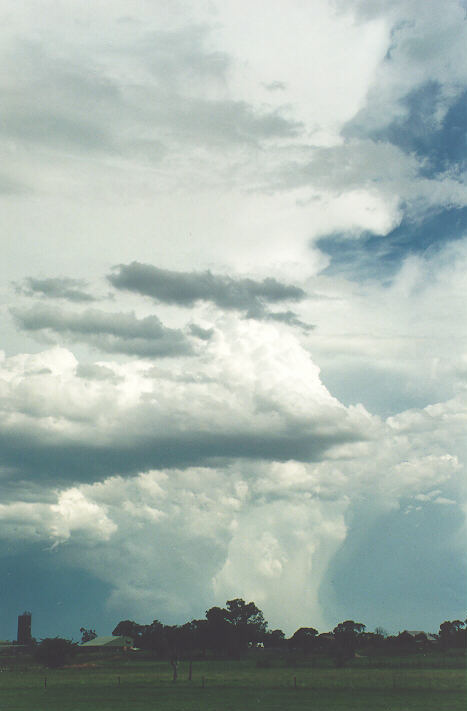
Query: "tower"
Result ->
[[17, 611, 32, 644]]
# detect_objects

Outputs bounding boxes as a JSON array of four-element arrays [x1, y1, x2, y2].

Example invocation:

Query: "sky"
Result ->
[[0, 0, 466, 642]]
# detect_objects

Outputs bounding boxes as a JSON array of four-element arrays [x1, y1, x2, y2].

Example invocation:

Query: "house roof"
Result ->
[[81, 635, 133, 647], [403, 630, 438, 641]]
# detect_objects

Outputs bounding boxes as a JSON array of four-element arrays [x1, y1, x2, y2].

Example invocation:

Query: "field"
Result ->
[[0, 655, 465, 710]]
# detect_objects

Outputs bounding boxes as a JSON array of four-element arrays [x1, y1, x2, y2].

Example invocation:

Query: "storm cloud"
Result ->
[[0, 321, 370, 486]]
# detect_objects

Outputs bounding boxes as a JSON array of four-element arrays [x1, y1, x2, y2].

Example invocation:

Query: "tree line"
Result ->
[[101, 599, 466, 665], [31, 599, 466, 668]]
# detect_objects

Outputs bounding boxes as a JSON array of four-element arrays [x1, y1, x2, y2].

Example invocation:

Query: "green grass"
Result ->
[[0, 657, 465, 710], [1, 686, 466, 711]]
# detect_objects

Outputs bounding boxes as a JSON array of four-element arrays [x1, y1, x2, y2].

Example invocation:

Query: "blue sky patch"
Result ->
[[320, 501, 466, 633], [0, 549, 113, 641], [317, 206, 467, 282], [345, 83, 467, 177]]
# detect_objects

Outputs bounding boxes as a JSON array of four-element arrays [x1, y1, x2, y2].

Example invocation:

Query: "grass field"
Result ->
[[0, 657, 465, 710]]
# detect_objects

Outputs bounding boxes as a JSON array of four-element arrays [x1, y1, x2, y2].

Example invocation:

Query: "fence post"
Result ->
[[202, 676, 205, 688], [294, 676, 297, 689], [188, 661, 192, 681], [44, 677, 47, 689]]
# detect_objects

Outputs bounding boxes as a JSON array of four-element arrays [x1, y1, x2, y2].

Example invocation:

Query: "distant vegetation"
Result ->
[[34, 637, 77, 668], [2, 599, 465, 670], [108, 599, 466, 665]]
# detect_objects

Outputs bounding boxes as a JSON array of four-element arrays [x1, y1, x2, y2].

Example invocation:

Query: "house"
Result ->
[[402, 630, 438, 643], [80, 635, 134, 650], [398, 630, 438, 649]]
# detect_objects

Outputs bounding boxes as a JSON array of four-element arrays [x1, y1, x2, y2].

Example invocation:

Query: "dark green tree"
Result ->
[[332, 620, 365, 667], [205, 606, 232, 656], [439, 620, 466, 649], [190, 619, 209, 656], [263, 628, 286, 649], [225, 598, 267, 654], [204, 599, 268, 656], [112, 620, 144, 643], [139, 620, 166, 656], [289, 627, 318, 655], [35, 637, 77, 668]]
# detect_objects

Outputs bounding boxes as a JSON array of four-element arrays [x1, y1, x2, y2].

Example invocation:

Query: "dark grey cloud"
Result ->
[[18, 277, 97, 303], [189, 324, 215, 341], [244, 302, 314, 331], [11, 305, 192, 358], [108, 262, 306, 312], [261, 310, 314, 332], [0, 421, 362, 486]]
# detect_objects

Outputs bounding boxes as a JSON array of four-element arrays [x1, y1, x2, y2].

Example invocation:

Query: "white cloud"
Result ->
[[0, 489, 116, 546], [0, 318, 371, 486], [339, 0, 467, 129], [298, 236, 467, 416]]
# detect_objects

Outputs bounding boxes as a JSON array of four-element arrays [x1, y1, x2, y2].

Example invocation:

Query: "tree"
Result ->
[[289, 627, 318, 655], [175, 621, 199, 658], [439, 620, 466, 649], [205, 606, 232, 656], [190, 619, 209, 656], [80, 627, 97, 644], [35, 637, 77, 668], [225, 599, 266, 630], [225, 598, 267, 653], [332, 620, 366, 667], [139, 620, 166, 656], [204, 599, 268, 657], [374, 627, 387, 638], [263, 629, 286, 649], [112, 620, 144, 643]]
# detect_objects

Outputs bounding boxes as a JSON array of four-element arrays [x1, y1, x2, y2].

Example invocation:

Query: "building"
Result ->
[[80, 635, 134, 650], [402, 630, 438, 643], [17, 612, 32, 645], [397, 630, 438, 650]]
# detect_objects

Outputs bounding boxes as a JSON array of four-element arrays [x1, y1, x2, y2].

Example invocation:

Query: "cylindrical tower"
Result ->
[[17, 611, 32, 644]]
